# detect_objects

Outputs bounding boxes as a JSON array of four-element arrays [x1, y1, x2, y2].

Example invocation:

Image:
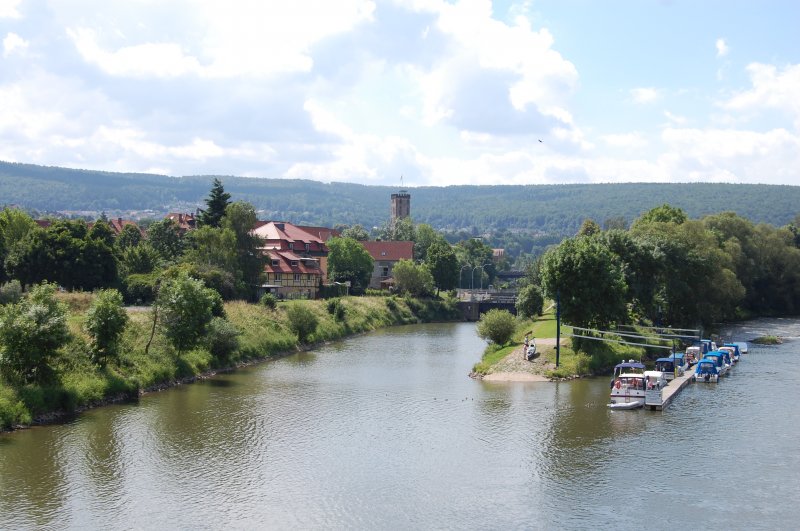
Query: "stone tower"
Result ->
[[390, 188, 410, 224]]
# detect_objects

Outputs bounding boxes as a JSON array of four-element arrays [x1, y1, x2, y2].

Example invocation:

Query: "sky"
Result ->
[[1, 0, 799, 187]]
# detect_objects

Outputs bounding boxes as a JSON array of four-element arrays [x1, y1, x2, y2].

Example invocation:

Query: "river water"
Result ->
[[2, 319, 799, 530]]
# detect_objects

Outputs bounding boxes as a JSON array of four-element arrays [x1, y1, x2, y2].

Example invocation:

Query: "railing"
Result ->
[[456, 289, 518, 303]]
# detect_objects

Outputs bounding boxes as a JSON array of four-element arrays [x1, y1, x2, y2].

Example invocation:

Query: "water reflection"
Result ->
[[1, 321, 800, 529]]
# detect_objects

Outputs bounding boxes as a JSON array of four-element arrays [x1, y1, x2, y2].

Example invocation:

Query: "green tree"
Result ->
[[540, 235, 628, 329], [327, 237, 374, 293], [476, 308, 516, 345], [147, 218, 184, 262], [156, 273, 218, 353], [414, 223, 446, 261], [0, 208, 35, 251], [120, 242, 161, 276], [633, 203, 688, 227], [184, 226, 238, 272], [285, 302, 318, 343], [115, 224, 142, 251], [221, 201, 266, 295], [577, 219, 601, 237], [392, 259, 434, 296], [340, 224, 370, 241], [425, 240, 458, 294], [516, 284, 544, 318], [85, 288, 129, 364], [199, 178, 231, 228], [88, 219, 115, 248], [0, 283, 69, 385]]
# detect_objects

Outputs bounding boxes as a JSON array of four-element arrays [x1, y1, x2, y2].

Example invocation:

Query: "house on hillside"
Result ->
[[253, 221, 330, 299], [359, 241, 414, 290], [106, 217, 142, 236], [164, 212, 197, 234]]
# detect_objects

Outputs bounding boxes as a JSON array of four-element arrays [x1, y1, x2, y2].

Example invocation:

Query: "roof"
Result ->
[[614, 362, 645, 369], [265, 250, 322, 275], [165, 212, 197, 231], [298, 225, 340, 241], [359, 240, 414, 261], [655, 358, 675, 363]]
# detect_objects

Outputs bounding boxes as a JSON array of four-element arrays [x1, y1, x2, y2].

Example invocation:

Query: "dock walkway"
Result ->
[[645, 369, 695, 411]]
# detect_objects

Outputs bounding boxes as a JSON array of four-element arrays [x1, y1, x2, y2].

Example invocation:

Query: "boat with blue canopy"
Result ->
[[693, 359, 720, 383], [723, 343, 741, 362], [654, 357, 683, 380], [703, 351, 729, 376]]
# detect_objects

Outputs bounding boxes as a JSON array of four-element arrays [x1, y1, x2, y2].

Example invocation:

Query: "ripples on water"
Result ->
[[1, 320, 799, 529]]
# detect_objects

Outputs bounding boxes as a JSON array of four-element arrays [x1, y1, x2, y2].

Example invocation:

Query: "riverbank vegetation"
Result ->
[[0, 290, 459, 431]]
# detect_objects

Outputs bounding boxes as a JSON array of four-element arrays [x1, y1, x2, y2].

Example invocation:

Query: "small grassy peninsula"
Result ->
[[0, 290, 459, 432]]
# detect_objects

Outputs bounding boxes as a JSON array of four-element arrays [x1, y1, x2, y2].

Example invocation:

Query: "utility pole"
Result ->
[[556, 290, 561, 368]]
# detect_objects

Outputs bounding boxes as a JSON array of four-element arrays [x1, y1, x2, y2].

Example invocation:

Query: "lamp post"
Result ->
[[459, 265, 471, 290], [479, 262, 492, 290]]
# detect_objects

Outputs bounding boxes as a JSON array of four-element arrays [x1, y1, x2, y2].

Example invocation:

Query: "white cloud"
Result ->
[[722, 62, 800, 129], [67, 28, 203, 78], [0, 0, 21, 18], [66, 1, 376, 79], [716, 38, 729, 57], [601, 132, 648, 149], [630, 87, 660, 104], [2, 32, 27, 57], [663, 110, 688, 125], [661, 127, 800, 184]]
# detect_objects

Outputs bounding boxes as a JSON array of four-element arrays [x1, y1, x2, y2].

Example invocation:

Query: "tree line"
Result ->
[[524, 204, 800, 333]]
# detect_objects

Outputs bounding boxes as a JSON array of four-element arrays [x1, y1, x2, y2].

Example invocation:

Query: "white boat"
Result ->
[[734, 341, 749, 354], [644, 370, 668, 389], [719, 346, 737, 365], [692, 359, 720, 383], [608, 361, 646, 409], [685, 346, 702, 366]]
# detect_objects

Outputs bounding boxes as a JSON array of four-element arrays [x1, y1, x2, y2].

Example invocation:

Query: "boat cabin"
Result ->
[[655, 358, 678, 380], [685, 346, 701, 366]]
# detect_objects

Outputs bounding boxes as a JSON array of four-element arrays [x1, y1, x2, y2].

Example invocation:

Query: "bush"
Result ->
[[326, 298, 346, 321], [259, 293, 277, 309], [0, 386, 31, 429], [156, 273, 217, 353], [123, 272, 160, 304], [205, 317, 241, 360], [476, 309, 517, 345], [286, 303, 319, 343], [516, 284, 544, 318], [0, 280, 22, 305], [0, 283, 70, 385], [85, 288, 129, 365]]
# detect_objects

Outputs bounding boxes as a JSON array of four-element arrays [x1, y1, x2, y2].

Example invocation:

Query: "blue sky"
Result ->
[[1, 0, 798, 186]]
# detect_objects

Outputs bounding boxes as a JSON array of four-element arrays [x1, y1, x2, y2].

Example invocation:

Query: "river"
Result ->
[[1, 319, 799, 530]]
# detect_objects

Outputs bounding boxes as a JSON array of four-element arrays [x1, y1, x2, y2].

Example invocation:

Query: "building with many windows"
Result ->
[[253, 221, 329, 299]]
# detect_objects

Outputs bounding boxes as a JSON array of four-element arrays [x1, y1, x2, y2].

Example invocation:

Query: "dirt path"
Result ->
[[481, 338, 564, 382]]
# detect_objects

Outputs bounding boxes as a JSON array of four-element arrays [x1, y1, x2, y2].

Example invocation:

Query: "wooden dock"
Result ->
[[645, 370, 695, 411]]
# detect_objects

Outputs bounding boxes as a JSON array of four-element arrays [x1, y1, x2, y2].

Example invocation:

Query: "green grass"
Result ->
[[1, 293, 461, 431], [752, 335, 781, 345]]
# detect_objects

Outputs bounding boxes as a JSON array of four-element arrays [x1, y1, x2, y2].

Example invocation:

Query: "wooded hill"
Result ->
[[2, 160, 798, 234]]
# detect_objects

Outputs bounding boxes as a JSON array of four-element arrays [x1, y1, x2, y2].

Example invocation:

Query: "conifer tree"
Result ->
[[199, 178, 231, 228]]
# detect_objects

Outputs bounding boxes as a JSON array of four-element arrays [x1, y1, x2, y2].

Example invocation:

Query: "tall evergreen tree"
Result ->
[[199, 178, 231, 228]]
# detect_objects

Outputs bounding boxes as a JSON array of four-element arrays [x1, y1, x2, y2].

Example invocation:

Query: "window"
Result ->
[[271, 259, 279, 267], [381, 251, 387, 256], [305, 243, 310, 251], [291, 260, 298, 267], [274, 273, 282, 281], [294, 273, 301, 282], [382, 266, 389, 277]]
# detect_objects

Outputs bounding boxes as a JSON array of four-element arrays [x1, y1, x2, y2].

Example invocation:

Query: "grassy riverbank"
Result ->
[[471, 306, 648, 380], [0, 293, 460, 431]]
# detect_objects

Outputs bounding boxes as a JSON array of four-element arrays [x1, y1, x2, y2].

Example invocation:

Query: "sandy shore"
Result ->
[[478, 338, 565, 382]]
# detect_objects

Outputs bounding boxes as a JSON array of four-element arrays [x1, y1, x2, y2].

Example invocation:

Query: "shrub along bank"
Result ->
[[0, 292, 460, 431]]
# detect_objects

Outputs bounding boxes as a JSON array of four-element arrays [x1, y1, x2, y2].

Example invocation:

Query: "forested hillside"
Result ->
[[2, 161, 798, 235]]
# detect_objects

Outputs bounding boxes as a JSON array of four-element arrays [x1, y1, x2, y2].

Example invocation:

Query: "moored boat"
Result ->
[[654, 357, 682, 380], [685, 346, 702, 366], [608, 361, 646, 409], [693, 359, 720, 382], [734, 341, 749, 354], [703, 351, 729, 376], [723, 343, 741, 362], [719, 345, 737, 365]]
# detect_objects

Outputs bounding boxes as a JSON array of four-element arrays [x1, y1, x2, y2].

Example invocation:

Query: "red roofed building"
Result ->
[[164, 212, 197, 234], [107, 218, 142, 236], [359, 241, 414, 289], [253, 221, 330, 299]]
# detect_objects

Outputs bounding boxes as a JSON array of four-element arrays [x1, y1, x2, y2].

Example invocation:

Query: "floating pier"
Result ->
[[645, 370, 695, 411]]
